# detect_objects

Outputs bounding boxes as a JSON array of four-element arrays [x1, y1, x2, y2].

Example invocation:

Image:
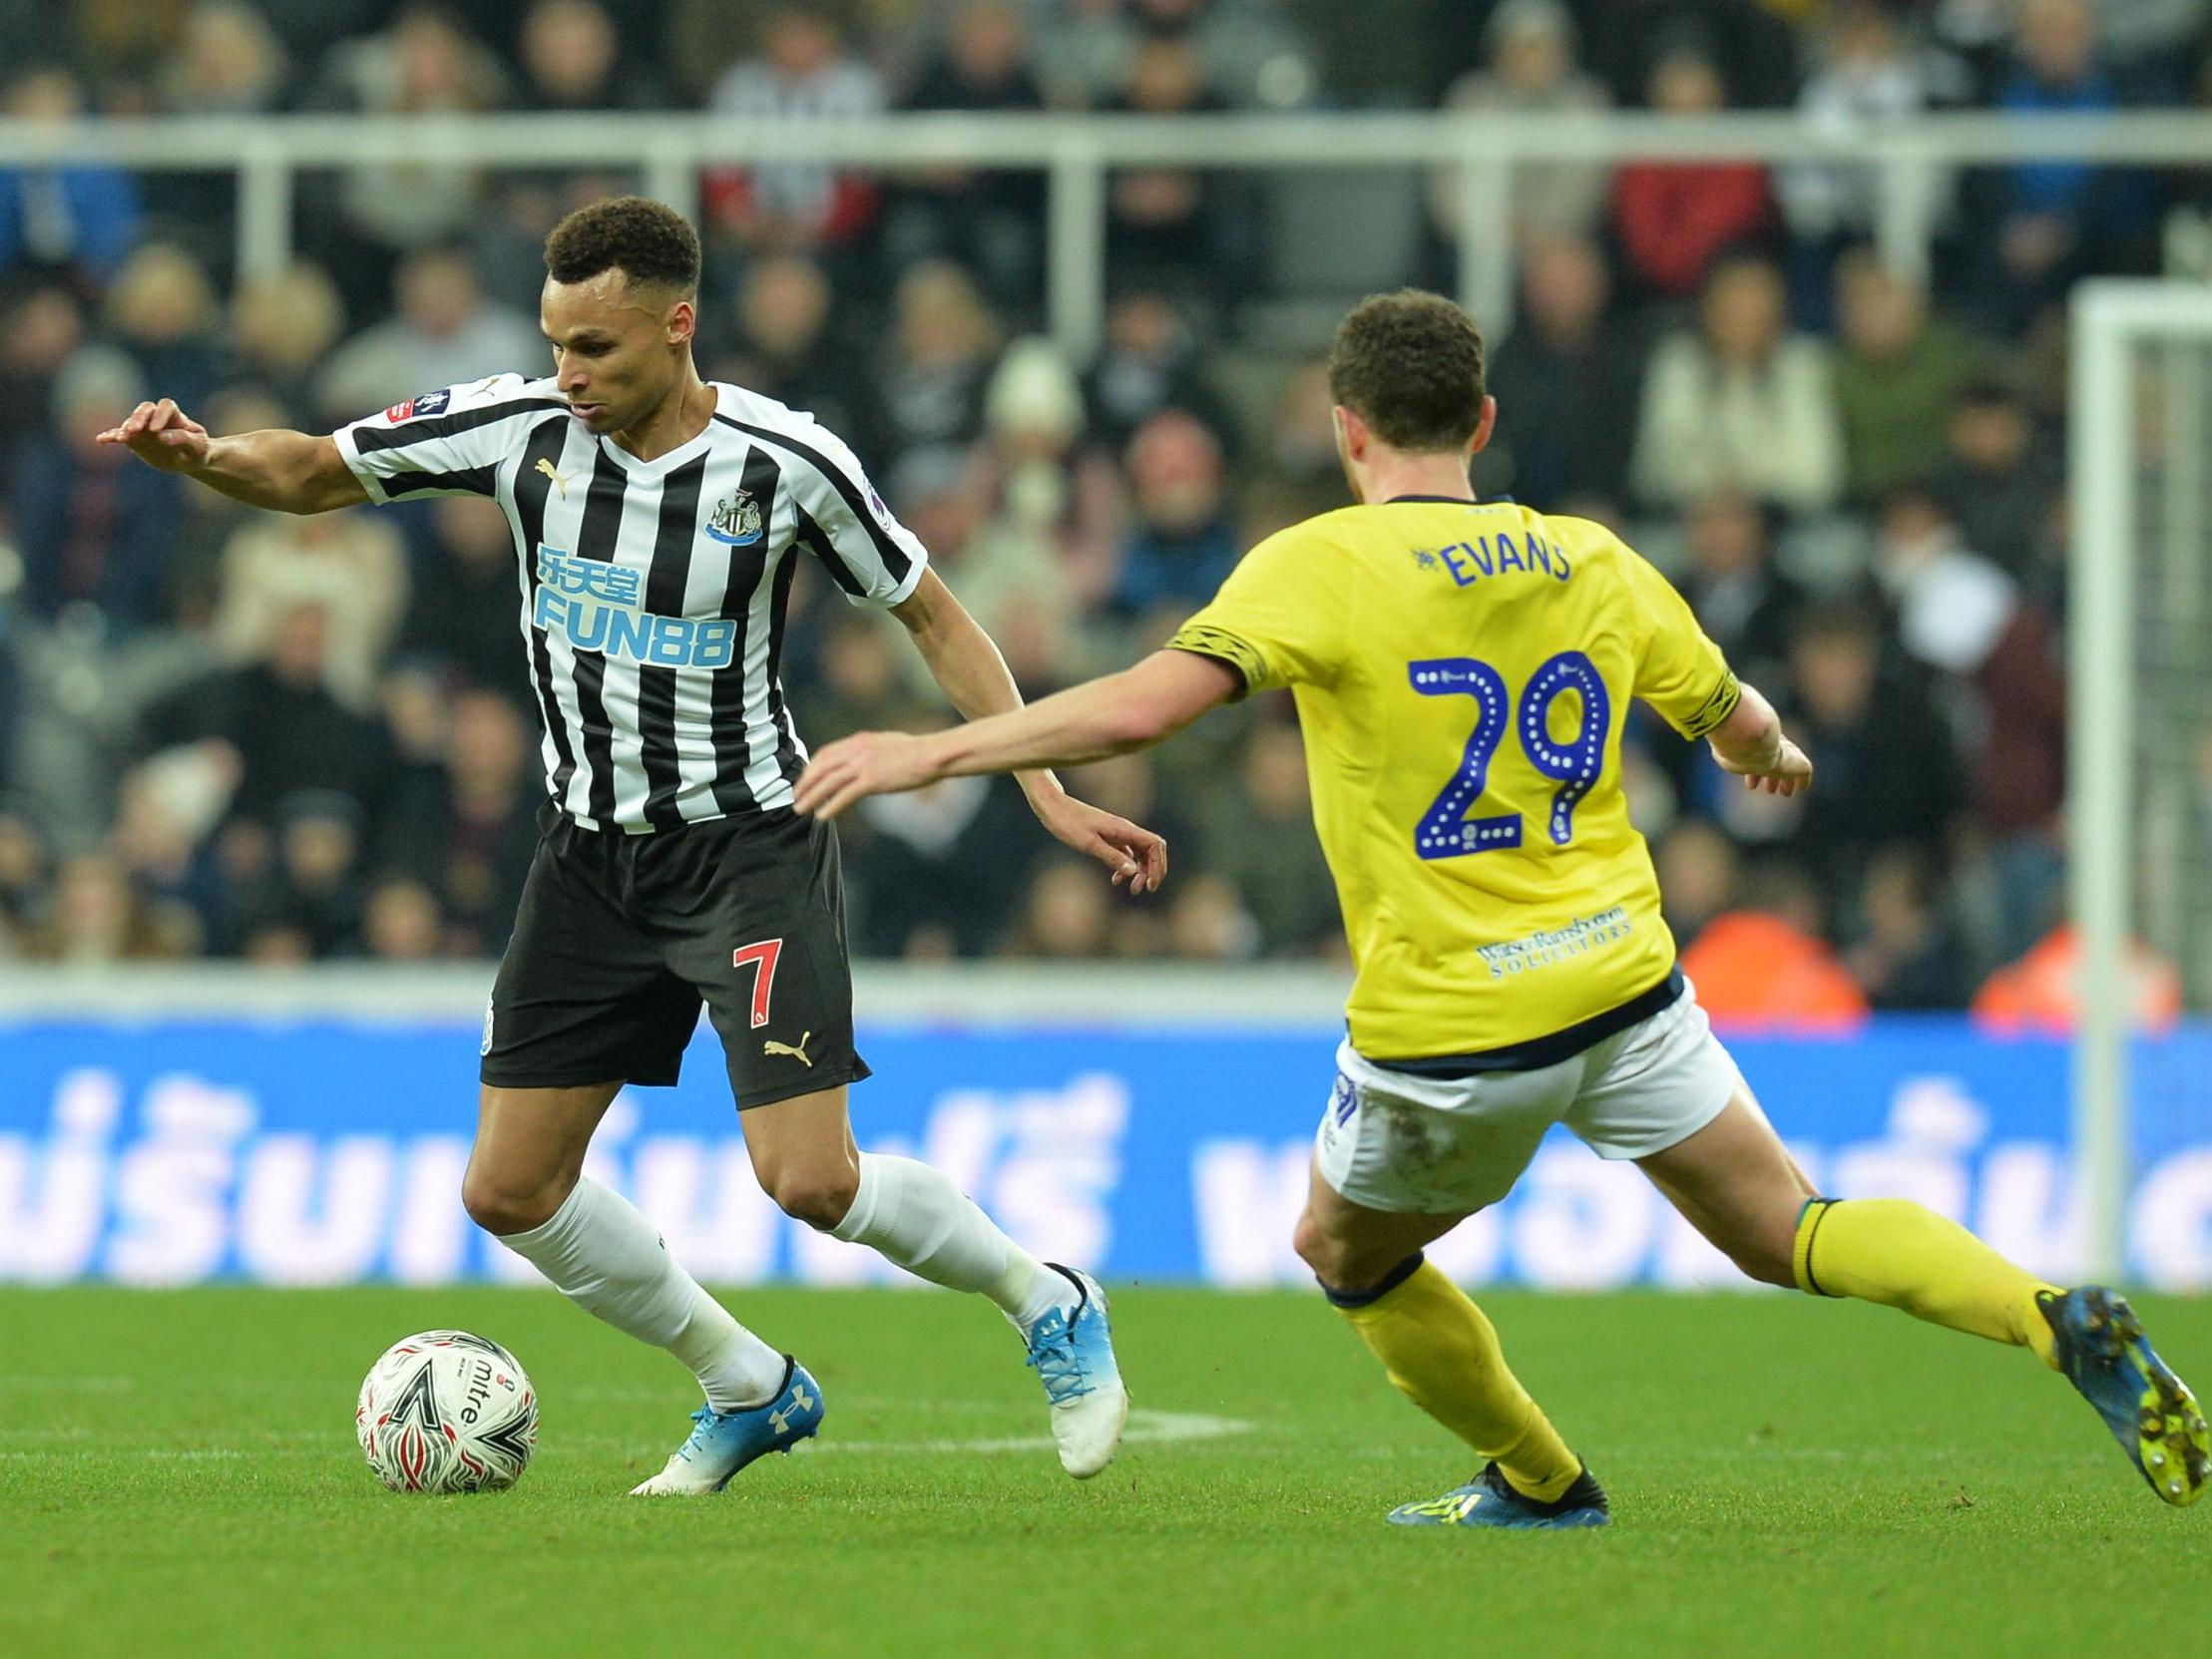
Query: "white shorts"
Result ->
[[1313, 988, 1741, 1214]]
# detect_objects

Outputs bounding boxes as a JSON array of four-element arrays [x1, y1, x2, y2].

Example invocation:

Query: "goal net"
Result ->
[[2069, 280, 2212, 1280]]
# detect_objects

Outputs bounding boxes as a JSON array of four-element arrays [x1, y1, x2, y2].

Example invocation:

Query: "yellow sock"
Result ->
[[1794, 1198, 2061, 1367], [1331, 1256, 1582, 1502]]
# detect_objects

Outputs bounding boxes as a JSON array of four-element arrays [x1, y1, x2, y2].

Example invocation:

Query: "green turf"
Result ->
[[1, 1286, 2204, 1658]]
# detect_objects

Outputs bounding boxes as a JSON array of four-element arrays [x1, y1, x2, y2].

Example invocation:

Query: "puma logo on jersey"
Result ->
[[535, 457, 572, 497], [763, 1032, 814, 1066]]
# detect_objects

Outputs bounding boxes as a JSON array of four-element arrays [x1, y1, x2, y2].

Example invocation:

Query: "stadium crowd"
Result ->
[[0, 0, 2203, 1019]]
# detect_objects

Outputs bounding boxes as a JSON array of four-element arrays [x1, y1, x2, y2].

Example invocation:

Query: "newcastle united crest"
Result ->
[[705, 485, 764, 547]]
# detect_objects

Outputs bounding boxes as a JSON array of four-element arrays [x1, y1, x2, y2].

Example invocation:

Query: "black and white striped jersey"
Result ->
[[333, 374, 926, 831]]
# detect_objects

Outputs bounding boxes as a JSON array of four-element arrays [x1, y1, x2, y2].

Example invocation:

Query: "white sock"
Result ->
[[497, 1177, 786, 1413], [831, 1153, 1078, 1332]]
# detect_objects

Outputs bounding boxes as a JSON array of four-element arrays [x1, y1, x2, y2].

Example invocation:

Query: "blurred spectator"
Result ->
[[305, 5, 511, 307], [1609, 47, 1773, 300], [517, 0, 664, 111], [157, 0, 291, 116], [11, 344, 182, 630], [1843, 846, 1975, 1010], [848, 757, 1043, 957], [705, 7, 885, 255], [1678, 492, 1804, 696], [397, 495, 534, 707], [314, 246, 541, 422], [1973, 926, 2182, 1033], [0, 69, 141, 289], [106, 243, 225, 417], [1033, 0, 1142, 108], [1631, 254, 1846, 516], [1084, 291, 1242, 462], [232, 789, 370, 958], [958, 337, 1122, 623], [1874, 486, 2065, 957], [1776, 605, 1962, 896], [1678, 859, 1871, 1029], [791, 607, 927, 747], [363, 876, 448, 960], [213, 508, 409, 709], [20, 852, 191, 963], [1005, 855, 1117, 957], [1432, 1, 1610, 251], [1110, 409, 1240, 616], [722, 253, 886, 459], [0, 284, 85, 472], [1130, 0, 1316, 109], [1654, 817, 1739, 950], [228, 261, 347, 415], [1101, 37, 1256, 309], [1198, 722, 1339, 954], [1830, 251, 1990, 506], [108, 739, 237, 932], [1966, 0, 2156, 332], [1581, 0, 1801, 110], [1251, 359, 1343, 525], [878, 259, 1001, 468], [1164, 871, 1261, 960], [1777, 0, 1967, 308], [381, 689, 539, 954], [1033, 0, 1314, 110], [1933, 379, 2057, 582], [1478, 235, 1639, 511], [888, 1, 1049, 310], [0, 804, 52, 932], [145, 601, 395, 832]]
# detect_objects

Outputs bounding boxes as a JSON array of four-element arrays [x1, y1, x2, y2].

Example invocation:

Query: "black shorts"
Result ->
[[480, 802, 870, 1107]]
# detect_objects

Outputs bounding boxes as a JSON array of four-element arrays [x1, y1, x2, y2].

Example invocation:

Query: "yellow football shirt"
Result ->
[[1167, 498, 1740, 1061]]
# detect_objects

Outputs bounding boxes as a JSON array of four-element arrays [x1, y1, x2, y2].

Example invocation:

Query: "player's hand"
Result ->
[[1031, 791, 1169, 897], [794, 730, 944, 820], [95, 398, 212, 473], [1716, 736, 1814, 796]]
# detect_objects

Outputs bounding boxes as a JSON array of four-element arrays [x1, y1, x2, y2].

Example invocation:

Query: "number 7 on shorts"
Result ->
[[731, 939, 783, 1029]]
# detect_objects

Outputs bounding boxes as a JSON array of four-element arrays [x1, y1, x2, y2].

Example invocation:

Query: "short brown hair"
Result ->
[[1326, 289, 1487, 453], [544, 196, 700, 295]]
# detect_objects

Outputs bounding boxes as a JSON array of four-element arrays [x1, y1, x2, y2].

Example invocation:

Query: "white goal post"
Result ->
[[2069, 280, 2212, 1282]]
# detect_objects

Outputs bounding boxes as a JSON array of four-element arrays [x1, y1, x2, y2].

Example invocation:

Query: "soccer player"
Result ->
[[795, 290, 2208, 1525], [100, 197, 1159, 1492]]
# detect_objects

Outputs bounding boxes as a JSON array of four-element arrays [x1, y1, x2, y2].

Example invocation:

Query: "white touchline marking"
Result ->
[[796, 1409, 1256, 1456]]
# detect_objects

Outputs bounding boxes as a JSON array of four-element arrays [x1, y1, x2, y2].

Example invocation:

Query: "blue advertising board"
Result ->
[[3, 1016, 2210, 1289]]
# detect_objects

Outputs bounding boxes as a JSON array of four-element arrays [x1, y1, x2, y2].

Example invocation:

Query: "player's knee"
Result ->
[[762, 1162, 860, 1231], [461, 1170, 569, 1237], [1292, 1214, 1376, 1294]]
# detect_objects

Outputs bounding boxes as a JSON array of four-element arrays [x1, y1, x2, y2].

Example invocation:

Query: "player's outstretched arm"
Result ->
[[1706, 680, 1814, 796], [795, 648, 1239, 878], [96, 398, 368, 515], [885, 569, 1184, 894]]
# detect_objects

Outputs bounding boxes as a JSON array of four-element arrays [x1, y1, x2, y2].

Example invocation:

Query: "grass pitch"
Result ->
[[3, 1285, 2205, 1658]]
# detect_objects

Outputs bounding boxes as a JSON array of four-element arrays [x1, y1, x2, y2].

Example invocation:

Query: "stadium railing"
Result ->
[[5, 110, 2211, 356]]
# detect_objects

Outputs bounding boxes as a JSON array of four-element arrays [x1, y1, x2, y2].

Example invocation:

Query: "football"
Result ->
[[355, 1330, 538, 1493]]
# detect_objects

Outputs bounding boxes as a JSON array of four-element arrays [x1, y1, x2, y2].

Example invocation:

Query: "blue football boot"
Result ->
[[1387, 1461, 1610, 1529], [1023, 1265, 1127, 1478], [2040, 1287, 2208, 1507], [630, 1357, 824, 1495]]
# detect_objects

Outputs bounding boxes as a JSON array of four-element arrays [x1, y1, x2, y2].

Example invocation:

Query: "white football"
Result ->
[[356, 1330, 538, 1493]]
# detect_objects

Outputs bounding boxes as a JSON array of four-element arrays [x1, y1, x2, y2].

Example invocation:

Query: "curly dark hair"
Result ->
[[543, 196, 701, 295], [1325, 289, 1487, 454]]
